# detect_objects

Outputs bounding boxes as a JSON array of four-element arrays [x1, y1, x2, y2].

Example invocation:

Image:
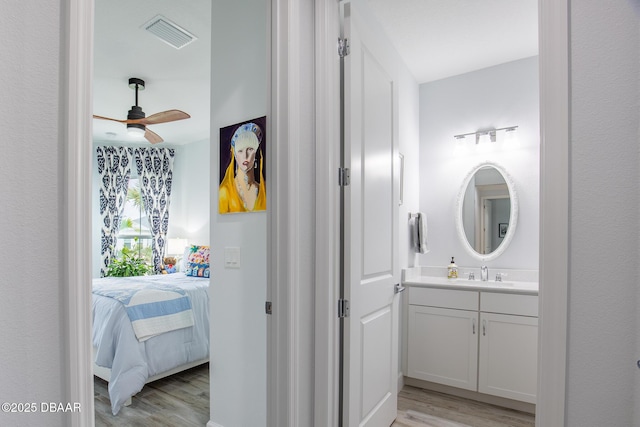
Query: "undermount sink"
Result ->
[[491, 281, 515, 286], [449, 279, 515, 287]]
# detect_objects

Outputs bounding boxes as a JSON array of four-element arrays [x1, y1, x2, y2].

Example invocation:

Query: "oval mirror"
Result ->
[[455, 161, 518, 261]]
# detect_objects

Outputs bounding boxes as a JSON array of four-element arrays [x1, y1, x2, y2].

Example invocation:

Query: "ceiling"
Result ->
[[367, 0, 539, 84], [92, 0, 537, 146], [92, 0, 212, 146]]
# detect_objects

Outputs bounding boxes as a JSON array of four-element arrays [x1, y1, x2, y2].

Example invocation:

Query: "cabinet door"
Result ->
[[478, 312, 538, 403], [407, 305, 478, 391]]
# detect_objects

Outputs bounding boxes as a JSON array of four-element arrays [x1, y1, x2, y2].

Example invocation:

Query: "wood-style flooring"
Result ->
[[94, 363, 209, 427], [95, 365, 534, 427], [393, 385, 535, 427]]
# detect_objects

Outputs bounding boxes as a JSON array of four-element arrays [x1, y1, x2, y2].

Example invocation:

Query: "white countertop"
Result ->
[[402, 268, 539, 296]]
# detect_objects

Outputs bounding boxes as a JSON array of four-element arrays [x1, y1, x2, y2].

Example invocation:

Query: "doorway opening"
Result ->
[[88, 1, 270, 426]]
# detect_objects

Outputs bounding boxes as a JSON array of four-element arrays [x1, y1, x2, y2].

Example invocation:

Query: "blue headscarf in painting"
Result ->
[[231, 122, 263, 147]]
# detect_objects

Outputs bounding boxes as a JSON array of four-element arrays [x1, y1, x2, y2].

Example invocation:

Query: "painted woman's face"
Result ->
[[233, 132, 260, 174]]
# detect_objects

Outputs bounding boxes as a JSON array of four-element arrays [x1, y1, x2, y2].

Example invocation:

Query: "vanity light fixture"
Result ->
[[454, 126, 518, 144]]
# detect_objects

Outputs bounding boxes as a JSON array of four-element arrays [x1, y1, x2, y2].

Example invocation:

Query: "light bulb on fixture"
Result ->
[[476, 131, 491, 144], [504, 126, 518, 143]]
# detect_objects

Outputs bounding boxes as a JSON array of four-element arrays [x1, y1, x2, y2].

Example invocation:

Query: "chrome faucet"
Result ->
[[480, 265, 488, 281]]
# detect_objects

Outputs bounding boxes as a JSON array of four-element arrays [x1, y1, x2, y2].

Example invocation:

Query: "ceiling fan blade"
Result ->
[[144, 128, 164, 144], [94, 110, 190, 125], [139, 110, 191, 125], [93, 114, 127, 123]]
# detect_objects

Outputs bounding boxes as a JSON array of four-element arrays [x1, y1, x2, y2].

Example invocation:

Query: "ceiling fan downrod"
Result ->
[[127, 77, 146, 133]]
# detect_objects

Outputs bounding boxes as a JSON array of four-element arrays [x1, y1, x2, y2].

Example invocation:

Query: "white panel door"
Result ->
[[342, 1, 400, 426]]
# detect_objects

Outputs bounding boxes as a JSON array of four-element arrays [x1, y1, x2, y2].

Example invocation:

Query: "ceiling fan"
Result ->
[[93, 77, 190, 144]]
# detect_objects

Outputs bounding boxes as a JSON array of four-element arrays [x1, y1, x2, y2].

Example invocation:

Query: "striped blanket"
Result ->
[[93, 281, 195, 342]]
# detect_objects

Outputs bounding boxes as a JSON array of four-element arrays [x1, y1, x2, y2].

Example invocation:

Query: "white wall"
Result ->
[[167, 139, 210, 245], [393, 12, 421, 386], [567, 2, 639, 426], [90, 140, 210, 277], [418, 57, 540, 270], [209, 0, 267, 426], [398, 60, 422, 270], [0, 2, 67, 426]]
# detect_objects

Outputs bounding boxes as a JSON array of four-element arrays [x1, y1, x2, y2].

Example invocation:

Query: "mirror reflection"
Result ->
[[459, 165, 515, 258], [462, 166, 510, 254]]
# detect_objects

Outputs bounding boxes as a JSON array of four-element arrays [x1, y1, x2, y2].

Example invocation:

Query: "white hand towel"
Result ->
[[414, 212, 429, 254]]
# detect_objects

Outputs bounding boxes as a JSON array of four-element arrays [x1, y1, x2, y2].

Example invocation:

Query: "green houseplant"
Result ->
[[106, 246, 152, 277]]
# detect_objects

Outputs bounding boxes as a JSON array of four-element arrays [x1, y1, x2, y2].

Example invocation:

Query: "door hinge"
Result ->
[[338, 167, 350, 186], [338, 38, 350, 58], [338, 299, 350, 318], [265, 301, 272, 315]]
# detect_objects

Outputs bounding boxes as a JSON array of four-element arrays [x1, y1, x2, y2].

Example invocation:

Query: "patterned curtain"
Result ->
[[134, 147, 175, 273], [96, 146, 134, 277]]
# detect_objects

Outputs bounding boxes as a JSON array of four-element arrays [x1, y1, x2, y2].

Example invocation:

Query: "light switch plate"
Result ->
[[224, 247, 241, 269]]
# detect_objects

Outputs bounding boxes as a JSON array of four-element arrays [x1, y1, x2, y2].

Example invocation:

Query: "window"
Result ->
[[115, 174, 153, 263]]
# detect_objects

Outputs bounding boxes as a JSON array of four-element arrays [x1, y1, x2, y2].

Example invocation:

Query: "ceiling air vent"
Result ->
[[142, 15, 197, 50]]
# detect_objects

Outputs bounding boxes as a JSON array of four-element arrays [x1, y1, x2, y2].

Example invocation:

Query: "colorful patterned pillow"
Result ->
[[184, 245, 210, 278]]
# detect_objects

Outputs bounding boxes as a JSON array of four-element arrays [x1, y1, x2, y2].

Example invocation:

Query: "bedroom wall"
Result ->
[[90, 140, 210, 277], [209, 0, 267, 426], [163, 139, 211, 246], [0, 2, 68, 426], [417, 57, 540, 270]]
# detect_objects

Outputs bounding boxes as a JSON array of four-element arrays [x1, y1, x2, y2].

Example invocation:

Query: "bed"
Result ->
[[92, 249, 210, 415]]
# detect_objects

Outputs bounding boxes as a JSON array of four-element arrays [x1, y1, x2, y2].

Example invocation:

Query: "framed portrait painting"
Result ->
[[498, 222, 508, 238], [218, 116, 267, 214]]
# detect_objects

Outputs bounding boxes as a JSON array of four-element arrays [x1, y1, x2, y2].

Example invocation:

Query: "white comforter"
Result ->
[[92, 273, 209, 415]]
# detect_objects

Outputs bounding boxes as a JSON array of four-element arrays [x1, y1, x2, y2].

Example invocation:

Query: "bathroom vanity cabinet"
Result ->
[[406, 284, 538, 405], [407, 288, 480, 391]]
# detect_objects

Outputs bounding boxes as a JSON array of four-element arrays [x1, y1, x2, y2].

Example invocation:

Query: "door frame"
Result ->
[[64, 0, 568, 426], [476, 186, 509, 254], [65, 1, 95, 426], [536, 0, 570, 425], [312, 1, 569, 427]]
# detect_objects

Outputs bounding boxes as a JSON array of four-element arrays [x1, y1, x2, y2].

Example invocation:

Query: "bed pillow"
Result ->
[[181, 245, 192, 271], [184, 245, 210, 278]]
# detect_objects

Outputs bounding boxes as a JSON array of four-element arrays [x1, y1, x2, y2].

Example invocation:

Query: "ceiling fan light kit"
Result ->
[[127, 126, 146, 138], [93, 77, 191, 144]]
